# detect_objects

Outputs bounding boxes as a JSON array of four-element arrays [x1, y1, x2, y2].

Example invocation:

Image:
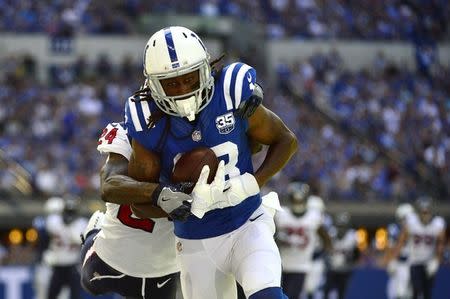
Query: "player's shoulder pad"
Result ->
[[307, 209, 322, 224], [405, 212, 418, 227], [125, 96, 155, 134], [97, 122, 132, 160], [432, 216, 446, 230], [275, 206, 290, 221], [220, 62, 256, 112]]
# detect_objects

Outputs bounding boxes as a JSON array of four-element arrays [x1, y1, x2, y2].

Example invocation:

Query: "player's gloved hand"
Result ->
[[151, 182, 194, 221], [191, 162, 260, 218], [191, 161, 226, 218], [426, 258, 439, 277], [219, 172, 259, 207], [234, 83, 263, 119]]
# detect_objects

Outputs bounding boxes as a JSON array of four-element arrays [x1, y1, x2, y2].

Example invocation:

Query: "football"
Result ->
[[172, 147, 219, 185]]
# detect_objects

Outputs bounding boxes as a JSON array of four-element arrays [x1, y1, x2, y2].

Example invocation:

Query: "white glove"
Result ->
[[191, 161, 226, 218], [426, 258, 439, 277], [191, 162, 260, 218], [220, 172, 260, 207]]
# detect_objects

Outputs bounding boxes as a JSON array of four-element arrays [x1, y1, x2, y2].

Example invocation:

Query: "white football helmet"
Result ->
[[143, 26, 215, 121], [307, 195, 325, 212]]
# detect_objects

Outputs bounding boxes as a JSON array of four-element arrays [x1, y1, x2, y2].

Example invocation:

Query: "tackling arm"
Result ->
[[247, 105, 298, 187], [381, 226, 409, 266], [100, 150, 167, 218]]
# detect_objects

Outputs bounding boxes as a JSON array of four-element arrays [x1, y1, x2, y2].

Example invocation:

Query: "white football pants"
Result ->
[[387, 261, 411, 299], [176, 204, 282, 299], [304, 259, 325, 294]]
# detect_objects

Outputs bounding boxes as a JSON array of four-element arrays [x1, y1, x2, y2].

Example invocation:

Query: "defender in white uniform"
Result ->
[[389, 197, 446, 299], [45, 197, 88, 299], [33, 197, 65, 299], [275, 183, 331, 299], [80, 122, 179, 299], [386, 203, 414, 299]]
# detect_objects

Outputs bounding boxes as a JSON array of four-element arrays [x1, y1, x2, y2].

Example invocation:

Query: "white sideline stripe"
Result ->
[[128, 100, 142, 132], [223, 63, 238, 111], [234, 64, 252, 109]]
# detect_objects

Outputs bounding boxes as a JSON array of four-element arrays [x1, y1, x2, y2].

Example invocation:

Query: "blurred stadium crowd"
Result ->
[[268, 51, 450, 201], [0, 0, 448, 40], [0, 0, 449, 201], [1, 48, 449, 201]]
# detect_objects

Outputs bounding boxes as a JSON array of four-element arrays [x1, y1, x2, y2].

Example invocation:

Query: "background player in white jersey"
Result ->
[[275, 182, 332, 299], [389, 197, 446, 299], [304, 195, 330, 299], [80, 122, 179, 299], [44, 196, 87, 299], [323, 212, 358, 299], [385, 203, 414, 299], [33, 197, 65, 299]]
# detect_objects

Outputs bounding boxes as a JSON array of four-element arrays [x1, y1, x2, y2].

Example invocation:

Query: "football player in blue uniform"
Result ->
[[124, 26, 298, 299]]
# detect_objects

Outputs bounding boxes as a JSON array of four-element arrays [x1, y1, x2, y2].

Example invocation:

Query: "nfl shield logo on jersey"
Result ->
[[192, 130, 202, 142], [216, 112, 235, 134]]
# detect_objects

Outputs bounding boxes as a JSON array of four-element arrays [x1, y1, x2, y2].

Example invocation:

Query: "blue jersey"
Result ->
[[125, 62, 261, 239]]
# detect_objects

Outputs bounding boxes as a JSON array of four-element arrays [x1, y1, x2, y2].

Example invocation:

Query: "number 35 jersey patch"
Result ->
[[125, 62, 261, 239], [95, 122, 178, 278]]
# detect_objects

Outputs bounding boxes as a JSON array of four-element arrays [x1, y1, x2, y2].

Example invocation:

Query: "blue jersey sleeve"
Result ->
[[124, 97, 161, 150], [125, 97, 150, 134], [220, 62, 257, 112]]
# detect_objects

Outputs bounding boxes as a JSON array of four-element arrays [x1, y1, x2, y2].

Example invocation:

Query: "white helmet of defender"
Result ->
[[143, 26, 215, 121]]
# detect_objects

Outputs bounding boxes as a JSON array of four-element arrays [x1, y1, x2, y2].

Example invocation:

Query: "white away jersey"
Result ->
[[97, 122, 132, 160], [95, 122, 178, 277], [406, 214, 446, 265], [275, 208, 322, 272], [44, 214, 87, 266]]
